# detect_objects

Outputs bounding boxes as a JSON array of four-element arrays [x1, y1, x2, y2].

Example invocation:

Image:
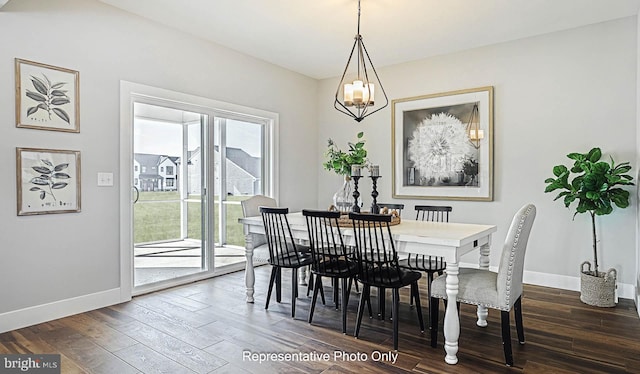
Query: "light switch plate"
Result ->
[[97, 172, 114, 187]]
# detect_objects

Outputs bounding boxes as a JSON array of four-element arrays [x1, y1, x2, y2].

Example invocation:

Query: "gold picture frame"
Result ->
[[17, 147, 81, 216], [392, 86, 494, 201], [15, 58, 80, 133]]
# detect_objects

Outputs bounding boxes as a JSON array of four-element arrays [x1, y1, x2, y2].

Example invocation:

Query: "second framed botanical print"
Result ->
[[16, 147, 81, 216], [392, 86, 493, 201], [15, 58, 80, 133]]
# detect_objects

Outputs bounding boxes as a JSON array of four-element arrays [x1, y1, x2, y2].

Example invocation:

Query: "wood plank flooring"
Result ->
[[1, 265, 639, 373]]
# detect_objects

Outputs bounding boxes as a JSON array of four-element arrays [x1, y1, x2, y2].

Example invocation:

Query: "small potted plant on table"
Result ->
[[544, 147, 633, 307], [323, 131, 368, 212]]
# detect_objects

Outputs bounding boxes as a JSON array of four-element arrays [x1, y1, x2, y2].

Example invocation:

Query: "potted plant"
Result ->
[[544, 147, 634, 307], [323, 131, 369, 212]]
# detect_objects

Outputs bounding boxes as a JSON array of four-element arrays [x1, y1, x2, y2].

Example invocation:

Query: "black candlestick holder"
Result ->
[[370, 175, 380, 214], [351, 176, 361, 212]]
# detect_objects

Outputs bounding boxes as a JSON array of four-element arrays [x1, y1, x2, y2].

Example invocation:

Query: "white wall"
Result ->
[[318, 17, 637, 294], [636, 16, 640, 310], [0, 0, 317, 330]]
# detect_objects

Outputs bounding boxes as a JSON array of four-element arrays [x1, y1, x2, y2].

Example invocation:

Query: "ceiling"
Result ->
[[99, 0, 640, 80]]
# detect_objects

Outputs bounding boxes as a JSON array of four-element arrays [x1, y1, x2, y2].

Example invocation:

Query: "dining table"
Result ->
[[238, 212, 497, 365]]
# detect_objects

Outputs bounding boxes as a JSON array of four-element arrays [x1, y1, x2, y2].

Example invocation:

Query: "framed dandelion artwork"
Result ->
[[16, 147, 81, 216], [15, 58, 80, 133], [392, 86, 493, 201]]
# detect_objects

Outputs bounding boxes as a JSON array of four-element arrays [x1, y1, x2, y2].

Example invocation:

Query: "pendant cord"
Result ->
[[357, 0, 361, 36], [356, 0, 361, 79]]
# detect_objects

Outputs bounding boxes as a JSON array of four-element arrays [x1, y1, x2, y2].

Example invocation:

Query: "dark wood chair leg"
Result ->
[[341, 277, 349, 334], [354, 286, 370, 338], [345, 277, 353, 307], [319, 280, 326, 305], [366, 288, 373, 318], [411, 282, 425, 332], [426, 271, 434, 324], [333, 278, 339, 309], [265, 266, 278, 310], [275, 267, 282, 303], [378, 287, 386, 320], [308, 275, 322, 323], [430, 296, 439, 348], [307, 272, 314, 297], [392, 288, 400, 351], [501, 310, 514, 366], [514, 296, 525, 344], [291, 268, 298, 318]]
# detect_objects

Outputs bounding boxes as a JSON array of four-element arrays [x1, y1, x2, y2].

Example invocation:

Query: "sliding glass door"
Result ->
[[126, 93, 275, 294], [132, 102, 210, 289]]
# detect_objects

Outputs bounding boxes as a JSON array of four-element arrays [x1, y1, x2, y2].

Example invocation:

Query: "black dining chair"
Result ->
[[372, 203, 404, 319], [399, 205, 451, 315], [260, 207, 313, 318], [350, 212, 425, 351], [303, 209, 358, 333], [377, 203, 404, 217]]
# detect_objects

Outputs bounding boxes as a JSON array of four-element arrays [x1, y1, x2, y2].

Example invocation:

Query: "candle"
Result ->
[[343, 83, 354, 106], [351, 164, 362, 177], [365, 83, 375, 105], [469, 129, 485, 140], [370, 165, 379, 177], [353, 80, 363, 104]]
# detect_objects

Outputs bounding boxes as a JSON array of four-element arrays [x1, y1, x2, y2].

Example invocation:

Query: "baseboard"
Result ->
[[460, 262, 635, 301], [0, 288, 124, 334]]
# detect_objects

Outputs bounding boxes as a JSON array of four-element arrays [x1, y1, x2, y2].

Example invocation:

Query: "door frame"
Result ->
[[119, 81, 279, 299]]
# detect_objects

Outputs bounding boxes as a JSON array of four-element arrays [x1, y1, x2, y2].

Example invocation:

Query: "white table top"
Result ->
[[239, 212, 497, 262]]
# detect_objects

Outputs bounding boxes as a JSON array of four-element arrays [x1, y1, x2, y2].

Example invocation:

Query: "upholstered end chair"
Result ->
[[241, 195, 277, 262], [430, 203, 536, 366]]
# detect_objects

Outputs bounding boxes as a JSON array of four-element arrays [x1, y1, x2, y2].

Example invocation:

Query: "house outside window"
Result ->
[[166, 166, 174, 175]]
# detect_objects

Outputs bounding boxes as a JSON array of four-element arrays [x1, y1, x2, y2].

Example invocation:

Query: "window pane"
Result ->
[[225, 119, 263, 196]]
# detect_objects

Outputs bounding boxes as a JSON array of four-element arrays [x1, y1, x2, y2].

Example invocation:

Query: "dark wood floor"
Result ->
[[1, 265, 639, 373]]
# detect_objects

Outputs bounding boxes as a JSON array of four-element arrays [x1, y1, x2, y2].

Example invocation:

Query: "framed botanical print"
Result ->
[[16, 147, 81, 215], [392, 86, 493, 201], [15, 58, 80, 132]]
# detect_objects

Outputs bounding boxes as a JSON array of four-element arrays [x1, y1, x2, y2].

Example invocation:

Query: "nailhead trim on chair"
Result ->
[[503, 204, 533, 309], [432, 205, 534, 312]]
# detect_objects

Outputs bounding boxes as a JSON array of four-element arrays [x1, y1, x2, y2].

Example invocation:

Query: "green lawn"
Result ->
[[134, 191, 247, 246]]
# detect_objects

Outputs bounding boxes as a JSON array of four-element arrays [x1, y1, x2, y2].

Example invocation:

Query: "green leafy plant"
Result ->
[[323, 131, 368, 176], [544, 147, 634, 274]]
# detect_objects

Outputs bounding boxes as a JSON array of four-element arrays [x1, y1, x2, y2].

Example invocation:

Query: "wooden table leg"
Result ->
[[476, 243, 491, 327], [244, 233, 256, 303], [444, 262, 459, 365]]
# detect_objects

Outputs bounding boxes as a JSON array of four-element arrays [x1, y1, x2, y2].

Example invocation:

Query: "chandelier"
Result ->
[[334, 0, 388, 122]]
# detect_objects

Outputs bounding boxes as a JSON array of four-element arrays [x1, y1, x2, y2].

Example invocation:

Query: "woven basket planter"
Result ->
[[580, 261, 617, 307]]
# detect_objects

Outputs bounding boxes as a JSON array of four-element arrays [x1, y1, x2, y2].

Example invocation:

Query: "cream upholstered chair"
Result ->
[[429, 204, 536, 366], [241, 195, 277, 262]]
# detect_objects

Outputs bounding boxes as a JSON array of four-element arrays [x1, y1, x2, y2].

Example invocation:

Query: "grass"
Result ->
[[134, 191, 247, 246]]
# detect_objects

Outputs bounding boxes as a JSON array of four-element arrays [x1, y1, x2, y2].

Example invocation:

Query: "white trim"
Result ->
[[0, 288, 121, 334], [120, 81, 279, 296], [0, 1, 9, 10], [460, 262, 636, 301]]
